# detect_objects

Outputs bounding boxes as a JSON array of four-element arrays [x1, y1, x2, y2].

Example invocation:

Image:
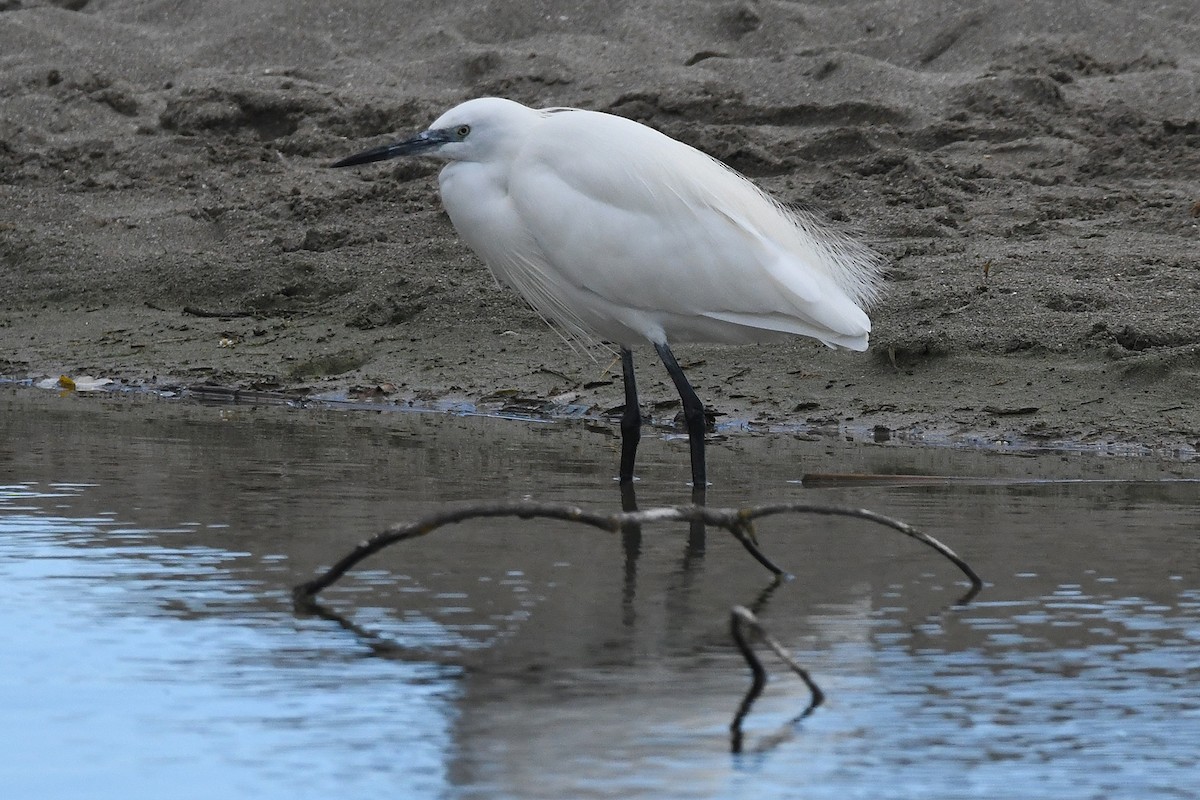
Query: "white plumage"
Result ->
[[432, 98, 881, 351], [334, 96, 885, 489]]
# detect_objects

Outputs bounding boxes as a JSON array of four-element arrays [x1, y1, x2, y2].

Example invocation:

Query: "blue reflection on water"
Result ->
[[2, 442, 1199, 800], [726, 582, 1200, 800], [0, 483, 460, 800]]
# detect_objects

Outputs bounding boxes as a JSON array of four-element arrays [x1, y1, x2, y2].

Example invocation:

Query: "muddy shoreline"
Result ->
[[2, 1, 1198, 463]]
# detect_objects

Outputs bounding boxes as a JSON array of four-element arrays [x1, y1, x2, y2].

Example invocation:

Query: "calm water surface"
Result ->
[[1, 387, 1197, 799]]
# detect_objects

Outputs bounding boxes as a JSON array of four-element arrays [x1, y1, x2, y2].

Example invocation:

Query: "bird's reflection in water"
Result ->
[[617, 481, 712, 624], [618, 482, 642, 629]]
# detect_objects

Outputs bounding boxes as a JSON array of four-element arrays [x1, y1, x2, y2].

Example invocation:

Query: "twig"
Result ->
[[741, 502, 983, 602], [291, 499, 982, 735], [293, 501, 790, 604], [730, 606, 823, 753], [293, 500, 981, 604]]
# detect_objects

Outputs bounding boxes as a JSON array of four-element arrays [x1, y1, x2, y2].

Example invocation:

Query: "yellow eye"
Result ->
[[455, 125, 471, 138]]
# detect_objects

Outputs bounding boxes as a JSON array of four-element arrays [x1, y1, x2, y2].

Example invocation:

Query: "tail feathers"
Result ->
[[701, 310, 870, 351]]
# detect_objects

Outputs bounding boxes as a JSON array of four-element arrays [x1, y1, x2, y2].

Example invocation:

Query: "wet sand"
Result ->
[[2, 0, 1198, 458]]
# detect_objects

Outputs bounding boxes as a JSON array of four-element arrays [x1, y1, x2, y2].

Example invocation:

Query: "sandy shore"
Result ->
[[2, 0, 1198, 459]]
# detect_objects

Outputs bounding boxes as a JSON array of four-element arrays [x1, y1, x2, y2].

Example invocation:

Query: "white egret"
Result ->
[[333, 97, 884, 489]]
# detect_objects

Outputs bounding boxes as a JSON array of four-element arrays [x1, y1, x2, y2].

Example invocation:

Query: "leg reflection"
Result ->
[[681, 485, 706, 572], [619, 482, 641, 628]]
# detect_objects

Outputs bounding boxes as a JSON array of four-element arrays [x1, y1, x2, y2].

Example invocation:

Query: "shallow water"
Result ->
[[2, 387, 1197, 799]]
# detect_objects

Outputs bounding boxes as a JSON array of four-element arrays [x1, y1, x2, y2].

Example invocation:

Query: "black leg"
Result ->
[[619, 347, 641, 484], [654, 342, 708, 489]]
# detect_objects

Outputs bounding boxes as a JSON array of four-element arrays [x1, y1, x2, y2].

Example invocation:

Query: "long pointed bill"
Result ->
[[330, 128, 452, 168]]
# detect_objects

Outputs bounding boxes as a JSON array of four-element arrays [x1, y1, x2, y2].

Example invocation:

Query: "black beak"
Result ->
[[330, 128, 452, 168]]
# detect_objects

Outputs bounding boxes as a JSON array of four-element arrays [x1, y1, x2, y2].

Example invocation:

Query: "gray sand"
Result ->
[[2, 0, 1198, 458]]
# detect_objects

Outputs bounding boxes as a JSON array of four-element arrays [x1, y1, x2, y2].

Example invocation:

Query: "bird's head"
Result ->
[[331, 97, 540, 169]]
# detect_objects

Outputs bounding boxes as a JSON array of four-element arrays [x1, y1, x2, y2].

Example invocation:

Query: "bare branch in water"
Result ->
[[291, 499, 982, 734], [292, 500, 980, 605], [730, 605, 824, 753], [293, 500, 982, 604], [293, 501, 772, 604], [740, 502, 983, 603]]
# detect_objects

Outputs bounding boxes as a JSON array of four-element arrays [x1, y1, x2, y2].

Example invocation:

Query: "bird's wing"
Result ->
[[508, 109, 871, 345]]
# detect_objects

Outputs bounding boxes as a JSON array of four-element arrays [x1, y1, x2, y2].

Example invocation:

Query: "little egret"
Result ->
[[333, 97, 884, 489]]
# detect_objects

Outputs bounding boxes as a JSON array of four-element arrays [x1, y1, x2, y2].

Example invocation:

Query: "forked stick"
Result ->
[[292, 500, 982, 604], [743, 502, 982, 602]]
